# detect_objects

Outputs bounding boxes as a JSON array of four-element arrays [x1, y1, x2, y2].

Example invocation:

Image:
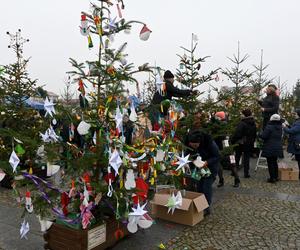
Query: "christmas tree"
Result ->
[[0, 30, 44, 185]]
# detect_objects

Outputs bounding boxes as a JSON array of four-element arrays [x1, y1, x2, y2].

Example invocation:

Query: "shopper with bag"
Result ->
[[283, 109, 300, 179]]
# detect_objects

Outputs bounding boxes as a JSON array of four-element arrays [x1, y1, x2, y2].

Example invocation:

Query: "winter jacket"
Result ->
[[185, 131, 220, 178], [284, 119, 300, 155], [258, 94, 280, 120], [231, 116, 257, 152], [259, 120, 283, 158], [151, 80, 192, 105]]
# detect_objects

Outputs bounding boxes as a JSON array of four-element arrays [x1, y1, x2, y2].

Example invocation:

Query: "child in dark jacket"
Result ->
[[231, 109, 257, 178], [259, 114, 283, 183]]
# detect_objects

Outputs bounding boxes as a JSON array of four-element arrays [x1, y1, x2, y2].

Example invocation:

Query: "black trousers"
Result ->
[[266, 156, 278, 180], [235, 146, 251, 176]]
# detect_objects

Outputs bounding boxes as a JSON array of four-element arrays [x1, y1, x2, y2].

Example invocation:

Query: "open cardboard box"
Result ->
[[278, 166, 299, 181], [151, 189, 208, 226]]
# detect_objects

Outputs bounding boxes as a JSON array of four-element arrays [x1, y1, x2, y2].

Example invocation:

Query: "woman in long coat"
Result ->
[[259, 114, 283, 183]]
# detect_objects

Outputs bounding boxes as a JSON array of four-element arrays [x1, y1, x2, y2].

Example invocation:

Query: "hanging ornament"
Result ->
[[9, 150, 20, 173], [129, 102, 137, 122], [94, 15, 102, 36], [116, 3, 122, 18], [165, 191, 182, 214], [139, 25, 152, 41], [77, 121, 91, 135], [155, 75, 164, 95], [25, 191, 34, 213], [88, 35, 93, 48], [125, 169, 136, 190], [15, 144, 25, 156], [20, 219, 30, 239], [107, 65, 116, 77], [37, 215, 53, 232]]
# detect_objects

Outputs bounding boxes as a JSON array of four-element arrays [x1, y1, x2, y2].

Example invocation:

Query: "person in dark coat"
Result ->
[[258, 84, 280, 129], [151, 70, 196, 123], [259, 114, 283, 183], [283, 109, 300, 179], [231, 109, 257, 178], [207, 111, 227, 187], [185, 130, 220, 213]]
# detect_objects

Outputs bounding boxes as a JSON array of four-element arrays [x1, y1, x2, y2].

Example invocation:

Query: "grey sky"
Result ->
[[1, 0, 299, 95]]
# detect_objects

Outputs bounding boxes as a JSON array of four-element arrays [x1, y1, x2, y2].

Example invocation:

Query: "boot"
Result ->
[[217, 178, 224, 188], [233, 178, 240, 188]]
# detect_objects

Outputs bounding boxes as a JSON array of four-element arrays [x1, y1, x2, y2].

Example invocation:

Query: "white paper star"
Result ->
[[20, 219, 30, 239], [166, 192, 183, 214], [129, 202, 148, 217], [106, 17, 117, 31], [127, 203, 152, 233], [9, 150, 20, 172], [40, 127, 59, 143], [115, 106, 123, 132], [109, 149, 123, 175], [175, 152, 191, 172], [44, 97, 56, 117]]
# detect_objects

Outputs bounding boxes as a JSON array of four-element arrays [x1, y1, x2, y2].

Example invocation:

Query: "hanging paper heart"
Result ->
[[137, 216, 153, 229], [139, 25, 152, 41], [77, 121, 91, 135], [127, 221, 138, 233], [15, 144, 25, 156]]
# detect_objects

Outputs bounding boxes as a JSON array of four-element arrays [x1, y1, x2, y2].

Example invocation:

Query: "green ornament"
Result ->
[[15, 144, 25, 155]]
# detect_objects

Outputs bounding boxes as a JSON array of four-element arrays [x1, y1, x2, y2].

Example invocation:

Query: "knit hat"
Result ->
[[215, 111, 226, 121], [270, 114, 281, 121], [268, 84, 278, 90], [242, 109, 252, 117], [163, 70, 174, 79]]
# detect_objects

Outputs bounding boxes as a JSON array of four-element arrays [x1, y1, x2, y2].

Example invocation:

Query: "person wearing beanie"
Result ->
[[257, 84, 280, 129], [151, 70, 197, 118], [184, 130, 220, 214], [259, 113, 283, 183], [231, 109, 257, 180], [283, 109, 300, 179]]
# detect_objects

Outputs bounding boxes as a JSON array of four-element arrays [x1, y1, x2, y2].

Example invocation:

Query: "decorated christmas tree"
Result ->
[[0, 30, 45, 187]]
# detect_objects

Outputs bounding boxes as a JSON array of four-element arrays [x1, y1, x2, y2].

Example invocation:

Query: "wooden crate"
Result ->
[[44, 218, 128, 250]]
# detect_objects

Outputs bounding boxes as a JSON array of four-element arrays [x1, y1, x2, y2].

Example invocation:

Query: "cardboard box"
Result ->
[[151, 189, 209, 226], [279, 167, 299, 181]]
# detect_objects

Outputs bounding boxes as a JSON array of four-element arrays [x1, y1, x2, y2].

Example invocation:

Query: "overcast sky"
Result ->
[[1, 0, 299, 96]]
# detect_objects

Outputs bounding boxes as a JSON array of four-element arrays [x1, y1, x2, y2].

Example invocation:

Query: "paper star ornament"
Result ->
[[175, 152, 191, 172], [20, 219, 30, 239], [109, 149, 123, 175], [9, 150, 20, 172], [166, 191, 182, 214], [44, 97, 56, 117], [106, 17, 117, 31], [127, 203, 152, 233]]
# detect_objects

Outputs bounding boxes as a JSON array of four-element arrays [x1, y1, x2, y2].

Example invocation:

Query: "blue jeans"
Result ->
[[197, 176, 215, 206]]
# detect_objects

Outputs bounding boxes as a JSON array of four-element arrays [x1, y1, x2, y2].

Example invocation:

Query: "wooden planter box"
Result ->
[[44, 218, 128, 250]]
